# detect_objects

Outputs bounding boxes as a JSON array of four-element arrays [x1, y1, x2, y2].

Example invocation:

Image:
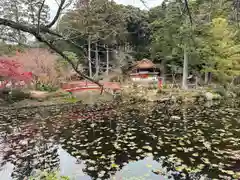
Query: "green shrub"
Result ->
[[230, 86, 240, 97], [64, 96, 79, 103], [212, 86, 227, 97], [36, 82, 58, 92], [0, 88, 30, 103], [162, 84, 168, 89]]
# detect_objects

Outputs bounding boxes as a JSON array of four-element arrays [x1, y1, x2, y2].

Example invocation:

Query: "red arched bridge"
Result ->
[[61, 81, 121, 94]]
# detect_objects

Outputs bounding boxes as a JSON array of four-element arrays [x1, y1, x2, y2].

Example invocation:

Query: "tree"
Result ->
[[0, 0, 50, 44], [121, 5, 150, 60], [58, 0, 127, 78], [207, 18, 240, 82], [149, 0, 194, 89], [149, 2, 183, 79], [0, 0, 102, 87]]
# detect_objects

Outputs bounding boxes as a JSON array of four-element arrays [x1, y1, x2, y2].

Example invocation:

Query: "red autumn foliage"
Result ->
[[0, 58, 32, 81], [0, 57, 32, 88]]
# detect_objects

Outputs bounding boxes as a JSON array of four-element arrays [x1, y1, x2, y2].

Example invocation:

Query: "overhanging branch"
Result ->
[[37, 0, 46, 34], [0, 17, 103, 88], [46, 0, 66, 28], [184, 0, 193, 25], [36, 34, 102, 87]]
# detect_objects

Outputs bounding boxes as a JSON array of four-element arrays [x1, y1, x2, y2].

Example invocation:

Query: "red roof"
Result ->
[[134, 59, 156, 69]]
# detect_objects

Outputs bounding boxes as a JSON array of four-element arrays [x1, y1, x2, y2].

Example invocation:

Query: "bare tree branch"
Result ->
[[46, 0, 66, 28], [36, 35, 102, 87], [0, 18, 61, 37], [37, 0, 46, 34], [0, 18, 37, 35], [62, 0, 74, 10], [0, 17, 103, 88], [184, 0, 193, 25]]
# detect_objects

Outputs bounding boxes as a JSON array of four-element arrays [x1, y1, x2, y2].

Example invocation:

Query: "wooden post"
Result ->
[[106, 45, 109, 75], [95, 42, 99, 78], [182, 45, 188, 90], [88, 36, 92, 77]]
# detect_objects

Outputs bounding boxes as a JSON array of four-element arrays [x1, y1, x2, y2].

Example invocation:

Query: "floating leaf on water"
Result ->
[[212, 164, 219, 168], [144, 173, 150, 177], [98, 170, 106, 177], [224, 170, 235, 175], [88, 167, 95, 171], [203, 141, 211, 149], [72, 151, 78, 155], [179, 141, 185, 146], [96, 146, 101, 149], [171, 144, 177, 147], [99, 155, 106, 159], [233, 172, 240, 179], [142, 146, 152, 151], [146, 164, 152, 168], [192, 153, 199, 157], [197, 164, 205, 170], [175, 165, 186, 172], [201, 157, 210, 164], [185, 167, 192, 172], [128, 136, 136, 140], [177, 147, 183, 151], [111, 163, 119, 168], [189, 158, 195, 163], [136, 149, 143, 153]]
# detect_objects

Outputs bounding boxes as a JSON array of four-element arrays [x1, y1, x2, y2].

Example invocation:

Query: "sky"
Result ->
[[46, 0, 163, 19]]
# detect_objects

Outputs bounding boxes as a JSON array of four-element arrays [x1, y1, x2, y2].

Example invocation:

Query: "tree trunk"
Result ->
[[182, 46, 188, 89], [195, 76, 199, 88], [88, 37, 92, 77], [95, 42, 99, 78], [160, 59, 166, 84], [204, 71, 208, 84], [106, 45, 109, 75], [99, 54, 101, 74], [209, 72, 212, 84]]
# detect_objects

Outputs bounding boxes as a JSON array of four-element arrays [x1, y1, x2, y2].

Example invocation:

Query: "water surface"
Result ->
[[0, 101, 239, 179]]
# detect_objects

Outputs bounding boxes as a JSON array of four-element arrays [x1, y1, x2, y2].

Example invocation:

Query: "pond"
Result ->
[[0, 100, 240, 180]]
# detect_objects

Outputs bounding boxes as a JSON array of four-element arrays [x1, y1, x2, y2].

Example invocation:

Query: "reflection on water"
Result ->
[[114, 156, 173, 180], [58, 147, 91, 180], [0, 101, 239, 179]]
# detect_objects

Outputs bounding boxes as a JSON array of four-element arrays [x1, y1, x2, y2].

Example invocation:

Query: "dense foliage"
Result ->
[[53, 0, 240, 83]]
